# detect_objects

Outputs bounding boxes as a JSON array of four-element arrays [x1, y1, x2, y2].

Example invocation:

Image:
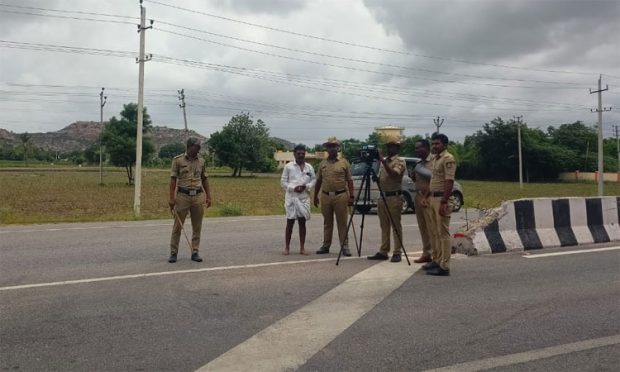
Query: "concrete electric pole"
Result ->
[[433, 116, 444, 134], [134, 0, 153, 216], [589, 75, 611, 196], [614, 124, 620, 172], [513, 115, 524, 190], [178, 88, 188, 133], [99, 87, 107, 185]]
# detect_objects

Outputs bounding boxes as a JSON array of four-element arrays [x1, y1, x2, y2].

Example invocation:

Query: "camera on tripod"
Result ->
[[359, 144, 380, 164]]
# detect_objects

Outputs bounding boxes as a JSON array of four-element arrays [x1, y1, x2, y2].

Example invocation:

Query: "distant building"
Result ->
[[375, 125, 404, 141], [274, 150, 330, 169]]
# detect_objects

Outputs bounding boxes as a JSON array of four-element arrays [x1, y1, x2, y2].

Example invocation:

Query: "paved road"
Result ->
[[1, 212, 618, 371]]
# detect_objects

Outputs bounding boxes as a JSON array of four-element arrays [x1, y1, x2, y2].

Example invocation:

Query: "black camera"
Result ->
[[359, 144, 379, 164]]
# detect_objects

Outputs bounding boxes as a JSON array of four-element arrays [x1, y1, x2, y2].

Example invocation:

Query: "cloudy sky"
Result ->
[[1, 0, 619, 145]]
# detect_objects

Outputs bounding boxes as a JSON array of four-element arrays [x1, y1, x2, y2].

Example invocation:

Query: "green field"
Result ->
[[0, 169, 618, 224]]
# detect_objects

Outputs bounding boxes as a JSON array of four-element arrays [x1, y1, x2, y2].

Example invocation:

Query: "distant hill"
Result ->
[[0, 121, 295, 155], [0, 121, 207, 153]]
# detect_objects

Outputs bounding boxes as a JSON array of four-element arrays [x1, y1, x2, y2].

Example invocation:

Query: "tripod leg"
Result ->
[[337, 165, 371, 265]]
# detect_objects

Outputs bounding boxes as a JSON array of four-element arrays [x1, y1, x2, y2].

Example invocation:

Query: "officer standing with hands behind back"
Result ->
[[168, 137, 212, 263], [314, 136, 354, 256]]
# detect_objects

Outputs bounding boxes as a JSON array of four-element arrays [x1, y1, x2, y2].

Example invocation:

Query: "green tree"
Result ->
[[208, 113, 275, 176], [18, 132, 32, 166], [159, 143, 186, 159], [101, 103, 155, 184], [547, 121, 596, 171]]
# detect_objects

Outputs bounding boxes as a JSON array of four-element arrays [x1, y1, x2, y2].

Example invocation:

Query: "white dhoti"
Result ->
[[285, 193, 311, 220]]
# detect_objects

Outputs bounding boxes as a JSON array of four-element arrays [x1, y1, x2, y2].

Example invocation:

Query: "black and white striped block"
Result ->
[[469, 197, 620, 254]]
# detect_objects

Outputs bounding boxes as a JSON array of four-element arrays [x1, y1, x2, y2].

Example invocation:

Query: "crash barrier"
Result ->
[[453, 197, 620, 255]]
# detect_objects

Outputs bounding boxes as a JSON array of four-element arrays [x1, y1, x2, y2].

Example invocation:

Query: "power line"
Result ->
[[0, 3, 137, 19], [147, 0, 603, 77], [0, 9, 137, 26]]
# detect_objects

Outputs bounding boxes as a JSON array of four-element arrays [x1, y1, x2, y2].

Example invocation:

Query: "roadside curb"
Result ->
[[452, 196, 620, 255]]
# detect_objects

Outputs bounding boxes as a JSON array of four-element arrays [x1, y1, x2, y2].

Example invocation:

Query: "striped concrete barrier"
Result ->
[[453, 197, 620, 255]]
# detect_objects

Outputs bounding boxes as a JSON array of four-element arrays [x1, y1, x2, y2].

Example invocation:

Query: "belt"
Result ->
[[322, 189, 346, 196], [430, 191, 445, 197], [382, 190, 402, 197], [178, 187, 203, 196]]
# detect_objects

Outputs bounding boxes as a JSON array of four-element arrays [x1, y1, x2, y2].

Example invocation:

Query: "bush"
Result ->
[[218, 203, 243, 217]]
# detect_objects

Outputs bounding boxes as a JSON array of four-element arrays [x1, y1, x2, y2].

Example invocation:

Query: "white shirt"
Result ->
[[280, 161, 316, 197]]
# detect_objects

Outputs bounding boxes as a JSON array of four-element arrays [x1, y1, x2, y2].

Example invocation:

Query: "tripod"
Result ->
[[336, 161, 411, 266]]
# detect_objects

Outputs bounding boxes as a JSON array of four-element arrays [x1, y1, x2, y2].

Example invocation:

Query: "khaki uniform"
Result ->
[[170, 153, 207, 255], [378, 156, 406, 255], [428, 149, 457, 270], [413, 155, 433, 259], [317, 157, 352, 249]]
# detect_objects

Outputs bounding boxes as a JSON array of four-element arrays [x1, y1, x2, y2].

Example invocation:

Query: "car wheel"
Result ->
[[401, 192, 412, 214], [451, 191, 463, 212]]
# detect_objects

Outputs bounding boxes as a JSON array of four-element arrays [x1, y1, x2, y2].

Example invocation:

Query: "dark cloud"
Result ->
[[363, 0, 620, 65]]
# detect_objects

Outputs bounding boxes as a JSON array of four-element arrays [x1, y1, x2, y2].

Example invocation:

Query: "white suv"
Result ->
[[351, 157, 464, 213]]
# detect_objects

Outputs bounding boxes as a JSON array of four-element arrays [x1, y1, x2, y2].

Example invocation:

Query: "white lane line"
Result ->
[[423, 334, 620, 372], [0, 253, 422, 292], [0, 216, 285, 234], [196, 260, 417, 372], [523, 246, 620, 258]]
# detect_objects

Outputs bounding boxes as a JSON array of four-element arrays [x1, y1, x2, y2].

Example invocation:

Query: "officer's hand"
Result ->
[[420, 198, 429, 208], [168, 198, 176, 210], [205, 195, 212, 208], [439, 202, 449, 216], [348, 196, 354, 206], [313, 195, 319, 207]]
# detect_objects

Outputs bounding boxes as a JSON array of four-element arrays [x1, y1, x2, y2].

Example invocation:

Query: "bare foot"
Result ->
[[300, 250, 309, 256], [282, 250, 290, 255]]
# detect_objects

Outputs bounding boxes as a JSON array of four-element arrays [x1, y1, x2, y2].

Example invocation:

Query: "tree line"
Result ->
[[2, 103, 618, 183]]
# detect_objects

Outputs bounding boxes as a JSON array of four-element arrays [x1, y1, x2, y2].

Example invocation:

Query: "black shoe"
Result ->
[[390, 254, 402, 263], [342, 247, 352, 257], [426, 266, 450, 276], [168, 254, 177, 263], [367, 252, 389, 260], [316, 246, 330, 254], [191, 252, 203, 262], [422, 261, 439, 270]]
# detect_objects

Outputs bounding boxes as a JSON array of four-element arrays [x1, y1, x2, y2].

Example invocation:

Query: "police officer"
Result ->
[[367, 135, 406, 262], [168, 137, 212, 263], [313, 136, 354, 256], [412, 139, 434, 264], [426, 133, 456, 276]]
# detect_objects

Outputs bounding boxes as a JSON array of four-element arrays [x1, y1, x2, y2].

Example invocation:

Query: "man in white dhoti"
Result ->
[[280, 144, 316, 255]]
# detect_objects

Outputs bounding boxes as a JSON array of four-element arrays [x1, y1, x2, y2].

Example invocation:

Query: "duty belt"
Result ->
[[322, 189, 346, 196], [178, 187, 203, 196], [430, 191, 445, 197], [382, 190, 402, 197]]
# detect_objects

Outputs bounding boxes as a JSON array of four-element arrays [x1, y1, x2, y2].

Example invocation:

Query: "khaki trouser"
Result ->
[[320, 192, 349, 248], [414, 194, 433, 258], [428, 197, 452, 270], [170, 192, 204, 255], [378, 195, 403, 255]]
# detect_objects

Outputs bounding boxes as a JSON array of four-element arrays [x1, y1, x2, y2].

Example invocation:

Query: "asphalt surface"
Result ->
[[1, 211, 619, 371]]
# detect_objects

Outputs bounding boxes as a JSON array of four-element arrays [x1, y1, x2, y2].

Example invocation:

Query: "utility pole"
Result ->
[[513, 115, 524, 190], [178, 88, 188, 133], [433, 116, 444, 134], [614, 124, 619, 172], [589, 75, 612, 196], [99, 87, 107, 185], [134, 0, 153, 216]]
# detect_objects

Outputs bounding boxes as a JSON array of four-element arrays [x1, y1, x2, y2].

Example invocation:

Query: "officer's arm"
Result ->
[[169, 177, 177, 208], [441, 158, 456, 203], [202, 177, 212, 204]]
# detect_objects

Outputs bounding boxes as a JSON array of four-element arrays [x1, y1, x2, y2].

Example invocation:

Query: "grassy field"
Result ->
[[0, 169, 618, 224]]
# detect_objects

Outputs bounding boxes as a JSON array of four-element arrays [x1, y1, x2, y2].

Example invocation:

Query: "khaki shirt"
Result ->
[[170, 153, 207, 189], [378, 156, 405, 192], [317, 157, 352, 192], [414, 154, 433, 194], [429, 149, 456, 193]]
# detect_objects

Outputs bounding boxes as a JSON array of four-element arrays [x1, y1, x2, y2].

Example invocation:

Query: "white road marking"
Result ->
[[0, 253, 421, 292], [523, 246, 620, 258], [423, 334, 620, 372], [196, 260, 418, 372]]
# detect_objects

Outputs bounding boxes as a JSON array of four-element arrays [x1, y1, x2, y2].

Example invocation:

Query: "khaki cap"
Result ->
[[323, 136, 340, 146]]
